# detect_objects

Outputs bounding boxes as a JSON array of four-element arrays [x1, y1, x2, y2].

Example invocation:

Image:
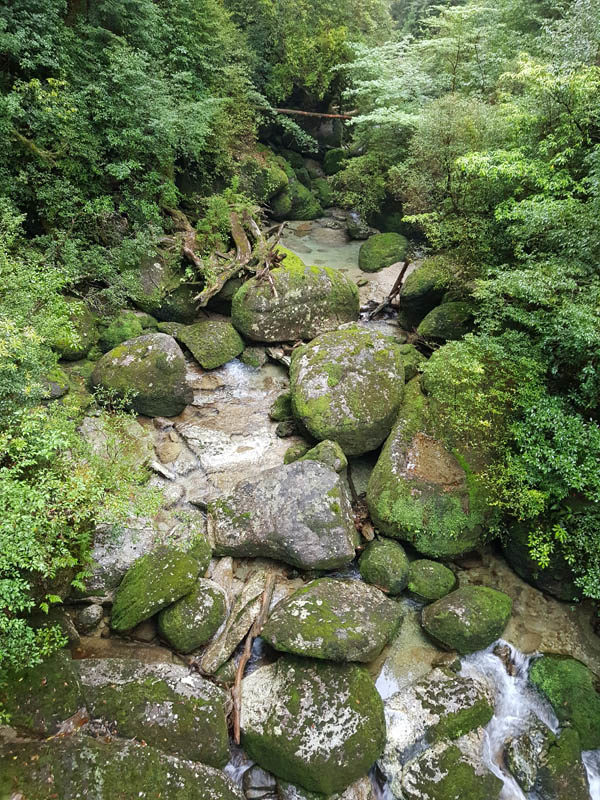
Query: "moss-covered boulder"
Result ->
[[91, 333, 193, 417], [111, 546, 199, 632], [99, 310, 145, 352], [271, 166, 322, 221], [269, 391, 293, 421], [421, 585, 512, 654], [528, 655, 600, 749], [535, 728, 590, 800], [42, 364, 70, 399], [358, 233, 408, 273], [0, 649, 84, 736], [284, 441, 312, 463], [262, 578, 401, 662], [240, 147, 290, 203], [290, 327, 405, 457], [209, 461, 357, 570], [135, 254, 199, 324], [0, 736, 243, 800], [407, 559, 457, 602], [232, 257, 359, 343], [241, 657, 385, 794], [52, 298, 100, 360], [397, 259, 447, 330], [359, 539, 409, 595], [172, 319, 244, 370], [298, 439, 348, 472], [241, 345, 268, 368], [505, 721, 550, 792], [397, 343, 426, 381], [379, 668, 494, 793], [503, 522, 581, 602], [312, 177, 333, 207], [367, 378, 487, 557], [346, 211, 370, 240], [323, 148, 347, 176], [76, 659, 229, 766], [158, 578, 227, 653], [395, 732, 503, 800], [417, 301, 473, 342]]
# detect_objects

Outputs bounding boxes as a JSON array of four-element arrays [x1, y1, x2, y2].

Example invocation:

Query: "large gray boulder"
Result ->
[[241, 657, 385, 794], [91, 333, 193, 417], [262, 578, 401, 662], [76, 659, 229, 767], [379, 667, 494, 789], [290, 327, 405, 457], [158, 578, 227, 653], [231, 252, 359, 342], [0, 736, 242, 800], [208, 461, 357, 570]]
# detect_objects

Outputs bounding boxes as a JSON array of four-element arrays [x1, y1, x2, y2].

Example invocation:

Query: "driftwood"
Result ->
[[366, 258, 411, 320], [274, 108, 356, 120], [232, 573, 276, 745]]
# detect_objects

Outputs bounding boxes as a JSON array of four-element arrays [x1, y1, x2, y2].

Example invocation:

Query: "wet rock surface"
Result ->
[[208, 461, 357, 570], [262, 578, 402, 662]]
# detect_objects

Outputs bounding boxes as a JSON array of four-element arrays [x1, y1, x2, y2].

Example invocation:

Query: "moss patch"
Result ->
[[359, 539, 409, 595], [358, 233, 408, 273], [158, 579, 227, 653], [407, 559, 457, 602]]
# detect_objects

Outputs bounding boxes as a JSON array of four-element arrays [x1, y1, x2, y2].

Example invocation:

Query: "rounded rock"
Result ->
[[359, 539, 409, 595], [358, 233, 408, 273], [158, 579, 227, 653], [407, 560, 457, 603]]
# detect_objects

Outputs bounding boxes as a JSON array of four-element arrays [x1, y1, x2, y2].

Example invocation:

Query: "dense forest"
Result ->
[[1, 0, 600, 787]]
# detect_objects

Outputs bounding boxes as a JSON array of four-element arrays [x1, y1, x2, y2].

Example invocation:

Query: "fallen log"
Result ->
[[274, 108, 357, 120]]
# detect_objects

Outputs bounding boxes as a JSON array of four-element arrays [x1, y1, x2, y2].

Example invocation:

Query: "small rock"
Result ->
[[407, 560, 457, 603], [359, 539, 409, 595], [131, 618, 157, 643], [75, 603, 104, 635]]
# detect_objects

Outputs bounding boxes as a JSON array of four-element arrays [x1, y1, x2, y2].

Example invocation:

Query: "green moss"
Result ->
[[359, 539, 409, 595], [284, 441, 312, 464], [298, 440, 348, 472], [270, 162, 322, 221], [422, 586, 513, 654], [240, 147, 290, 203], [398, 343, 426, 381], [312, 177, 333, 206], [111, 546, 199, 632], [536, 728, 590, 800], [270, 391, 293, 421], [158, 579, 227, 653], [240, 346, 267, 368], [397, 258, 447, 329], [358, 233, 408, 273], [404, 742, 503, 800], [174, 319, 244, 370], [323, 148, 346, 176], [186, 532, 212, 574], [99, 310, 144, 352], [0, 650, 84, 735], [529, 655, 600, 749], [407, 559, 457, 602], [0, 737, 240, 800], [417, 301, 473, 342]]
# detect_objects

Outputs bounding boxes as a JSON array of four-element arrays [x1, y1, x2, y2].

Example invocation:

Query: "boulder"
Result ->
[[261, 578, 401, 662], [135, 255, 199, 323], [528, 655, 600, 749], [323, 148, 347, 175], [367, 378, 486, 557], [158, 578, 227, 653], [0, 649, 84, 736], [290, 327, 405, 457], [208, 461, 357, 570], [379, 668, 494, 788], [111, 546, 199, 632], [52, 298, 99, 360], [269, 391, 293, 421], [417, 301, 473, 341], [535, 728, 590, 800], [239, 147, 289, 203], [421, 585, 512, 654], [171, 319, 244, 369], [407, 559, 457, 602], [397, 343, 426, 381], [396, 731, 503, 800], [91, 333, 193, 417], [284, 441, 312, 463], [270, 163, 322, 221], [277, 776, 374, 800], [232, 257, 359, 343], [358, 233, 408, 273], [0, 736, 242, 800], [397, 258, 447, 330], [297, 439, 348, 472], [76, 659, 229, 766], [241, 346, 269, 368], [241, 657, 385, 794], [98, 310, 145, 352], [346, 211, 370, 240], [359, 539, 410, 595], [505, 720, 553, 792]]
